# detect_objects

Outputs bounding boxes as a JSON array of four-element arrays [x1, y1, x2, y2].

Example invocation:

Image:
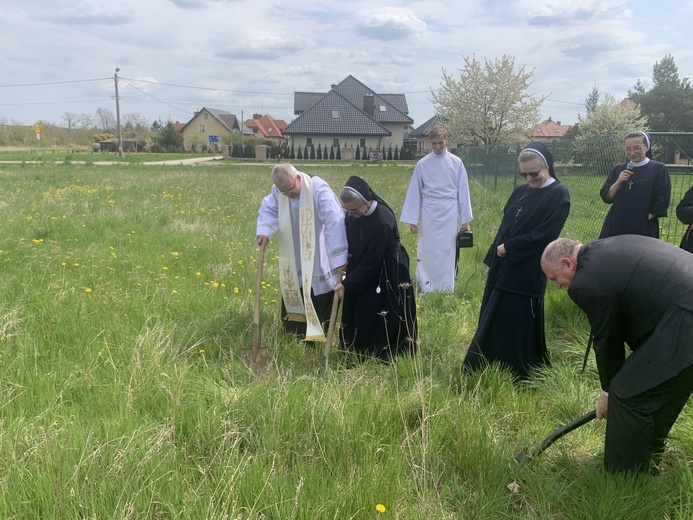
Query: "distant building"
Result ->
[[285, 75, 414, 158], [179, 107, 252, 151], [243, 114, 288, 143], [529, 117, 572, 141]]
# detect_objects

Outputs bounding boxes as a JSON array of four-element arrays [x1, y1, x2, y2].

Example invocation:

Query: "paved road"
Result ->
[[0, 156, 225, 166]]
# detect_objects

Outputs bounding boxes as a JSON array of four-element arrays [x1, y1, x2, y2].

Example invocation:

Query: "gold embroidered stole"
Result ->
[[278, 172, 325, 341]]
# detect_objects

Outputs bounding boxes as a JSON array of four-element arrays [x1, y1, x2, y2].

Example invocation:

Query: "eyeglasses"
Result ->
[[520, 169, 543, 179], [624, 146, 645, 153], [345, 202, 367, 215], [278, 176, 298, 194]]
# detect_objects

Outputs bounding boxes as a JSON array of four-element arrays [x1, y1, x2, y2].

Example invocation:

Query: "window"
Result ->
[[360, 138, 366, 147], [306, 138, 313, 146], [204, 112, 209, 119], [331, 110, 340, 119], [199, 125, 205, 133], [333, 138, 339, 148], [379, 105, 386, 112]]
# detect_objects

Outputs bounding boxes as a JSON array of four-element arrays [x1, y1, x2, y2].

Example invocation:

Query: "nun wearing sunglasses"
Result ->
[[462, 142, 571, 381]]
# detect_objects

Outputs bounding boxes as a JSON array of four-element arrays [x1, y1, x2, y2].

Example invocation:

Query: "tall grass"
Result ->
[[0, 161, 690, 519]]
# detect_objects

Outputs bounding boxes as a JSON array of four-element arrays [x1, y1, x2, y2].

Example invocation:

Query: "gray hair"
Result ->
[[518, 149, 548, 168], [542, 238, 582, 268], [271, 163, 298, 183], [340, 187, 366, 204]]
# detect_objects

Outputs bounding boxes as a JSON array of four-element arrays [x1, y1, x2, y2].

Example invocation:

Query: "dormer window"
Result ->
[[379, 105, 386, 112], [331, 110, 340, 119]]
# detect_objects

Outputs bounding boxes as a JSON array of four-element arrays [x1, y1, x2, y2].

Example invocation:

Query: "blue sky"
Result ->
[[1, 0, 691, 130]]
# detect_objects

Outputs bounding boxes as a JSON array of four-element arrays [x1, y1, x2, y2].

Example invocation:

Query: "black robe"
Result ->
[[340, 203, 417, 362], [463, 181, 570, 380], [599, 160, 671, 239], [676, 185, 693, 253]]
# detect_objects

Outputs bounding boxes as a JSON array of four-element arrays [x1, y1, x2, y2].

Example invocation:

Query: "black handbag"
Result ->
[[457, 229, 473, 248]]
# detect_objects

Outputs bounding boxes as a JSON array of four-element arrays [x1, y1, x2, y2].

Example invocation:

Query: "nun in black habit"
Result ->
[[335, 176, 418, 362], [599, 131, 671, 239], [463, 142, 570, 380]]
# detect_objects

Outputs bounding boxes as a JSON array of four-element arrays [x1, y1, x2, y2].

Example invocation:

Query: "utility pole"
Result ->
[[240, 110, 244, 161], [114, 68, 123, 157]]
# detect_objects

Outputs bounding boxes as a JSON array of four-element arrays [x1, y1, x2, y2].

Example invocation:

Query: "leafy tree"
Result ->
[[431, 55, 546, 146], [157, 121, 184, 153], [585, 85, 600, 115], [574, 93, 648, 171], [629, 54, 693, 132], [150, 120, 162, 132]]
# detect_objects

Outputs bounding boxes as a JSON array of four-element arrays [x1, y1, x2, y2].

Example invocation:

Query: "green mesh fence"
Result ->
[[452, 135, 693, 247]]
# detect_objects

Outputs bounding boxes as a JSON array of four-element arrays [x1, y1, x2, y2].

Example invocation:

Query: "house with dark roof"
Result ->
[[285, 76, 414, 158], [529, 117, 572, 141], [180, 107, 252, 151], [243, 113, 288, 143]]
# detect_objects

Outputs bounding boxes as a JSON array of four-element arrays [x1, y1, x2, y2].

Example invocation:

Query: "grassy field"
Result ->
[[0, 161, 691, 519]]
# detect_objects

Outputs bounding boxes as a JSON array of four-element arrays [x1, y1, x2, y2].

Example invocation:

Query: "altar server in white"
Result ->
[[400, 125, 473, 293], [256, 163, 348, 341]]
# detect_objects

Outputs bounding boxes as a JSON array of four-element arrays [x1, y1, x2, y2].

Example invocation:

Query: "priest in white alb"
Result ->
[[256, 163, 348, 342], [400, 124, 473, 293]]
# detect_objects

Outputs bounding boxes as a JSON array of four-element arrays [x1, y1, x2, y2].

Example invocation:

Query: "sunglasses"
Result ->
[[520, 169, 543, 179]]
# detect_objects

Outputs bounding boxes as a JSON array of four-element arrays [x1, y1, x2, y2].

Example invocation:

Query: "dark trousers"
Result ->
[[605, 363, 693, 473], [280, 289, 335, 339]]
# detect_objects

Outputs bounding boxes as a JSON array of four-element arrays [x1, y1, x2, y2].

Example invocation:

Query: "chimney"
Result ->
[[557, 121, 561, 125], [253, 113, 262, 120], [363, 94, 374, 116]]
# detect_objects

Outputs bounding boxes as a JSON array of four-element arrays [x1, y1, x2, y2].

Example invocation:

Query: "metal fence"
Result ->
[[451, 135, 693, 247]]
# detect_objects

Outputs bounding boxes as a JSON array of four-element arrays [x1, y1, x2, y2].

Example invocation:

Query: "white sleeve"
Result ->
[[400, 166, 422, 225], [256, 188, 279, 238], [457, 161, 473, 224], [315, 183, 348, 268]]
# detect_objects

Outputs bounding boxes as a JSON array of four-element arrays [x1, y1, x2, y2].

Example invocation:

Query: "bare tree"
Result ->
[[431, 55, 547, 146], [123, 112, 149, 131], [78, 113, 95, 129], [95, 107, 116, 132], [61, 112, 79, 131]]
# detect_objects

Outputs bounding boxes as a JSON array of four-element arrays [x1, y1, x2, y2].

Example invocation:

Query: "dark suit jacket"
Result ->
[[568, 235, 693, 397]]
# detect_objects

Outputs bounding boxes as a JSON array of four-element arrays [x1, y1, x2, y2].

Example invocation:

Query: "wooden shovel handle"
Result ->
[[251, 245, 265, 355], [321, 291, 340, 372]]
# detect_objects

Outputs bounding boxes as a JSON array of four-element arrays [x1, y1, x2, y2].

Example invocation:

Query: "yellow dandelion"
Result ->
[[171, 251, 179, 256], [61, 262, 66, 266], [162, 266, 168, 270], [172, 290, 178, 294], [196, 272, 201, 276], [234, 287, 239, 294], [198, 349, 205, 354], [375, 504, 386, 513], [213, 282, 219, 288], [74, 262, 80, 267], [84, 287, 92, 293]]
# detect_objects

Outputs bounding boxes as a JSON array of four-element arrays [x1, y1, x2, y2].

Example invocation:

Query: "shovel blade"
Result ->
[[240, 347, 271, 376]]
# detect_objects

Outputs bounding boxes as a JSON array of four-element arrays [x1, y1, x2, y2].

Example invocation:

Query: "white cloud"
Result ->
[[356, 8, 427, 41]]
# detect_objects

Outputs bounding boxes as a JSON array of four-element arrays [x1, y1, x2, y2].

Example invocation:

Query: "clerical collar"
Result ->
[[539, 177, 556, 189], [364, 200, 377, 216], [631, 158, 650, 167]]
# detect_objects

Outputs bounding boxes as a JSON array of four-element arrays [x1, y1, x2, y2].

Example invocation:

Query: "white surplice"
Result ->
[[400, 149, 473, 293], [257, 175, 348, 296]]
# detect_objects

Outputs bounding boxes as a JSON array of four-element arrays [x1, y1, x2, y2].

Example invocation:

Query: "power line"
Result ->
[[0, 78, 110, 88], [123, 77, 293, 97]]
